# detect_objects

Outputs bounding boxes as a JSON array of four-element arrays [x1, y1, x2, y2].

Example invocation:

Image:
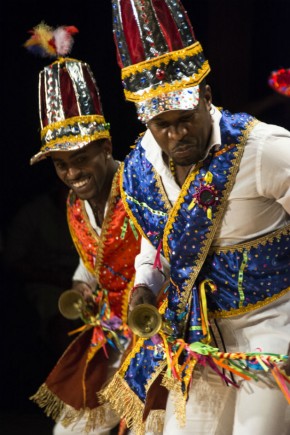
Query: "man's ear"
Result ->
[[204, 84, 212, 110], [101, 138, 113, 155]]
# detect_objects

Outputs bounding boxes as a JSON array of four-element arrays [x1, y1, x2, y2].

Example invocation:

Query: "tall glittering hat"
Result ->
[[25, 23, 110, 165], [112, 0, 210, 123]]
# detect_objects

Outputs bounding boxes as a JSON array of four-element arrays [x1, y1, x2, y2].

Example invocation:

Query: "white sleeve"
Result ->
[[257, 125, 290, 213], [134, 236, 170, 296], [72, 258, 98, 289]]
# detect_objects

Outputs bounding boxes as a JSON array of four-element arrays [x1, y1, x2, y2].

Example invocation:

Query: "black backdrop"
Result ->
[[2, 0, 290, 228]]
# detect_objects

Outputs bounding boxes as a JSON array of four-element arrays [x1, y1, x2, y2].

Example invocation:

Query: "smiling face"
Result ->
[[147, 85, 213, 167], [51, 139, 112, 201]]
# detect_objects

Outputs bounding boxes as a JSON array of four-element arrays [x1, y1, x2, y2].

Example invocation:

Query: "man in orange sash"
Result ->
[[25, 23, 140, 435]]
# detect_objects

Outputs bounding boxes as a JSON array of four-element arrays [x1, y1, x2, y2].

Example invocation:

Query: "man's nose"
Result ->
[[168, 123, 187, 140], [66, 166, 81, 179]]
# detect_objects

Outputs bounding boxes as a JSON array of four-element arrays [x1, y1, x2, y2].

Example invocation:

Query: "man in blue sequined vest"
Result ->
[[100, 2, 290, 435]]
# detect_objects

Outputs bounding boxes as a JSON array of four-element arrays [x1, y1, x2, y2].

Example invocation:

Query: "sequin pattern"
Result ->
[[67, 170, 141, 319]]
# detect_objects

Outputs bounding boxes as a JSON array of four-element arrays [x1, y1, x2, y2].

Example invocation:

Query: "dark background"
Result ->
[[2, 0, 290, 226], [1, 0, 290, 433]]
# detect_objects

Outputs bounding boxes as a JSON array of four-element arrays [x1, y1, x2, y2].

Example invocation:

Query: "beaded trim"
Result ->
[[122, 42, 210, 102], [210, 286, 290, 318], [210, 222, 290, 254], [40, 115, 110, 149]]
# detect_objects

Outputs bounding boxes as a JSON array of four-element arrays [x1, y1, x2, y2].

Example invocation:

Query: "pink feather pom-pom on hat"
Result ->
[[25, 22, 110, 165], [24, 22, 78, 58]]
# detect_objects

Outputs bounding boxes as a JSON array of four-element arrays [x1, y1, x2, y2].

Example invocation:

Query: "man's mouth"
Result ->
[[71, 177, 91, 189], [172, 144, 193, 157]]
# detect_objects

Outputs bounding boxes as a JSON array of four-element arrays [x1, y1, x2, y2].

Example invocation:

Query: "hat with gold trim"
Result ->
[[25, 23, 110, 165], [112, 0, 210, 123]]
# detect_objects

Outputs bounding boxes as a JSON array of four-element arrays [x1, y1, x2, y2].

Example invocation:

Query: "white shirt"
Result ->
[[134, 108, 290, 293]]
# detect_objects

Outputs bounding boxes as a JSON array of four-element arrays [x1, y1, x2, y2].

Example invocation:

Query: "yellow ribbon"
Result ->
[[199, 280, 213, 344], [204, 171, 213, 184]]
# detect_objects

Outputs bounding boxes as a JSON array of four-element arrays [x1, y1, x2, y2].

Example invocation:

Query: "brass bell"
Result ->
[[58, 289, 85, 320], [128, 303, 162, 338]]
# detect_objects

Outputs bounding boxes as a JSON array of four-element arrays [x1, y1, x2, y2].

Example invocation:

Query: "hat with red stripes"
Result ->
[[112, 0, 210, 122], [25, 23, 110, 164]]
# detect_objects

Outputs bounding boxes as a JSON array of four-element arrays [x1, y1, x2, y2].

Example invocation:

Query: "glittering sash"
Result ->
[[67, 166, 140, 320]]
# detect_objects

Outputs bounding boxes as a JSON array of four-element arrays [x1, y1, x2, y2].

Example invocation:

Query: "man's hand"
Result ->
[[129, 286, 156, 314], [72, 280, 94, 302]]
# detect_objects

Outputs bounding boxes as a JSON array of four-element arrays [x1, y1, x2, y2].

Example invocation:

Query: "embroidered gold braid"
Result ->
[[162, 163, 202, 261], [210, 222, 290, 254], [211, 286, 290, 319], [94, 165, 121, 281], [67, 198, 98, 275], [152, 170, 173, 213], [119, 163, 151, 242]]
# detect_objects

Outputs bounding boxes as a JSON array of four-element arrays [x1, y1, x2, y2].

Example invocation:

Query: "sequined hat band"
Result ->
[[122, 42, 209, 103], [30, 115, 111, 165], [136, 85, 200, 123]]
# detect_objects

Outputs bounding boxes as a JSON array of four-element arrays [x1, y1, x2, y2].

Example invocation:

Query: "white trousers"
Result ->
[[161, 292, 290, 435], [53, 413, 119, 435]]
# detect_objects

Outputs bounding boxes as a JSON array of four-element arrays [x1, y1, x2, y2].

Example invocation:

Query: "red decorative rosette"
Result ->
[[268, 68, 290, 97], [193, 184, 219, 210]]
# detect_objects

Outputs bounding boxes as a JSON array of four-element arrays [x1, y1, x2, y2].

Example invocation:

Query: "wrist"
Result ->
[[130, 283, 150, 299]]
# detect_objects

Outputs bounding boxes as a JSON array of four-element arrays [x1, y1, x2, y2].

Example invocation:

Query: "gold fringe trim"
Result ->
[[30, 383, 116, 434], [30, 383, 64, 422], [60, 402, 116, 433], [145, 410, 166, 433], [98, 373, 146, 435], [161, 375, 186, 427]]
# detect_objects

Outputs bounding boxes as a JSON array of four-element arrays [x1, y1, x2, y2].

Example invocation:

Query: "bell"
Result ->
[[128, 303, 162, 338], [58, 289, 85, 320]]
